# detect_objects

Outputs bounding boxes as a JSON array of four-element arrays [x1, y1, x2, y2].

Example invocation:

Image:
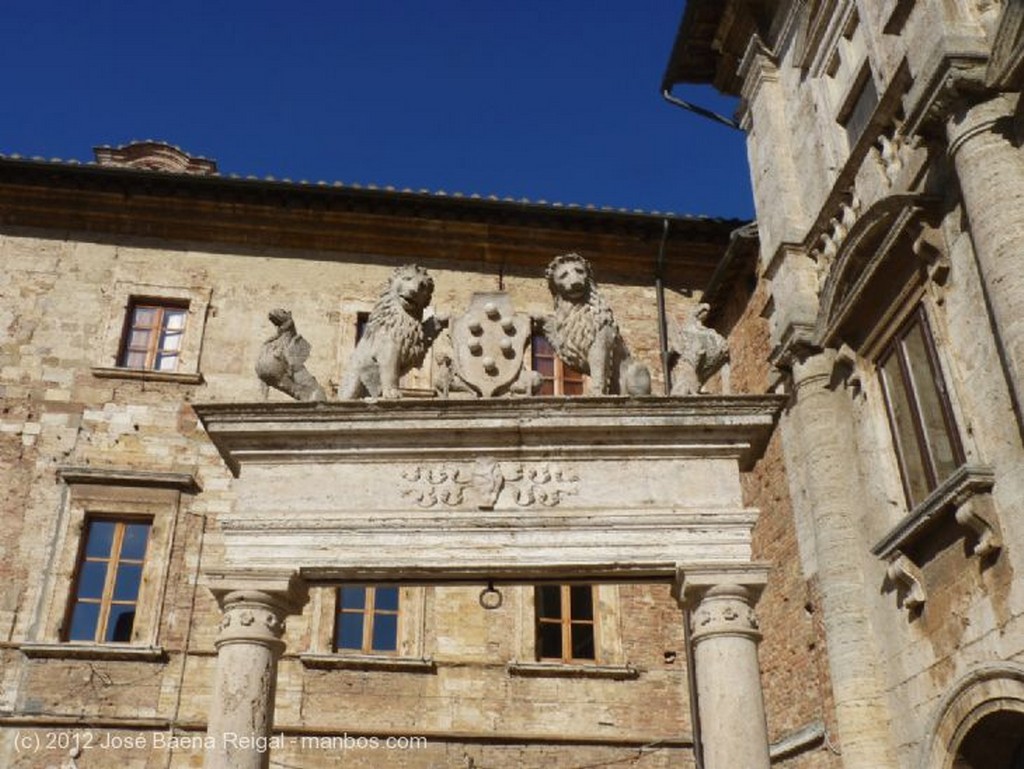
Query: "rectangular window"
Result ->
[[839, 66, 878, 147], [531, 335, 585, 396], [65, 518, 151, 643], [879, 308, 965, 508], [335, 586, 400, 653], [535, 584, 596, 662], [118, 300, 188, 372]]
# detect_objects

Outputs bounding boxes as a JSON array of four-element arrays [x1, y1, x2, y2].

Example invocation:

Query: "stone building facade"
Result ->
[[0, 142, 785, 768], [666, 1, 1024, 768]]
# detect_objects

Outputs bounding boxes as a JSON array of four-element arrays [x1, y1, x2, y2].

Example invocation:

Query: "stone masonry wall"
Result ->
[[0, 228, 704, 768]]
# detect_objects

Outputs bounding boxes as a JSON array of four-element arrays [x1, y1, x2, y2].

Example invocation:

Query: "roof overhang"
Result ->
[[0, 155, 742, 288]]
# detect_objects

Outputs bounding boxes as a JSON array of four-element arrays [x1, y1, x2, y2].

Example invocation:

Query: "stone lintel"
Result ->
[[58, 465, 200, 492], [194, 395, 787, 475], [298, 561, 696, 585]]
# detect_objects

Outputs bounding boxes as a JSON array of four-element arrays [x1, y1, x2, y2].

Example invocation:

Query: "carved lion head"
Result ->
[[545, 253, 593, 303], [388, 264, 435, 313]]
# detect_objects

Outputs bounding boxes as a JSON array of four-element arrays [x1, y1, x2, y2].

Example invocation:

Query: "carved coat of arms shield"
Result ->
[[451, 293, 531, 397]]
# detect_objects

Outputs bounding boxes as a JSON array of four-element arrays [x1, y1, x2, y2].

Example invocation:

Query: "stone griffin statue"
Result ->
[[255, 308, 326, 401], [668, 302, 729, 395], [538, 253, 651, 396], [339, 264, 448, 399]]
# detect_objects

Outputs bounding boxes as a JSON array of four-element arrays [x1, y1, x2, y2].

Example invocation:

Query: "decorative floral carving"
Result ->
[[689, 586, 761, 641], [400, 461, 579, 509]]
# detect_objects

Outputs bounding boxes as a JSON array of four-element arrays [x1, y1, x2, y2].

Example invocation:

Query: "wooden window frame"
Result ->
[[117, 299, 189, 372], [63, 517, 152, 644], [535, 584, 597, 664], [531, 334, 586, 396], [334, 585, 401, 655], [878, 306, 965, 509]]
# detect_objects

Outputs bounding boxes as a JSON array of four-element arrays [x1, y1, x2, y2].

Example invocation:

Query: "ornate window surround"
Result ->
[[92, 280, 211, 384], [21, 467, 197, 661], [506, 584, 637, 679], [813, 197, 1002, 610], [299, 585, 433, 672]]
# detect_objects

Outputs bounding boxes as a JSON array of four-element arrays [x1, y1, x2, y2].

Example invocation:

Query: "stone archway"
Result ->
[[920, 664, 1024, 769], [953, 709, 1024, 769]]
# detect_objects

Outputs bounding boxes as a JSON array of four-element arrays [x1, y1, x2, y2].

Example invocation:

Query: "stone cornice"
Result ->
[[194, 395, 787, 475], [902, 43, 991, 137], [871, 465, 998, 559], [57, 466, 200, 492]]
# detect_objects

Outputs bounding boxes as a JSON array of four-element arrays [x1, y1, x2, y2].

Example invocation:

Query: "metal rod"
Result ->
[[656, 218, 672, 394], [661, 88, 742, 131]]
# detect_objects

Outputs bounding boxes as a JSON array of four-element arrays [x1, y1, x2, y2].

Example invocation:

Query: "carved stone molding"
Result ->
[[832, 343, 862, 394], [871, 465, 1000, 561], [400, 459, 579, 509], [216, 590, 289, 652], [953, 488, 1003, 558], [689, 584, 762, 643], [886, 552, 927, 612]]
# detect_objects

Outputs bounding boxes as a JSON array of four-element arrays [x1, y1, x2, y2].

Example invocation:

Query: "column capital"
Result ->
[[947, 93, 1019, 159], [671, 564, 768, 608], [203, 569, 307, 653], [689, 584, 763, 643]]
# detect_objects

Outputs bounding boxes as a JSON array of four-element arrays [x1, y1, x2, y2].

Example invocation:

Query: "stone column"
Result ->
[[204, 575, 305, 769], [947, 93, 1024, 422], [783, 350, 896, 769], [676, 571, 770, 769]]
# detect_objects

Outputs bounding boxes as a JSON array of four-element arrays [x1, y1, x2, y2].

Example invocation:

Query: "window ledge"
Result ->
[[506, 661, 639, 680], [20, 643, 167, 662], [872, 464, 999, 560], [91, 367, 204, 385], [298, 653, 436, 673]]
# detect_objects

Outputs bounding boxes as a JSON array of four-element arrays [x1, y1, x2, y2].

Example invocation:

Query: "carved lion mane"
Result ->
[[338, 264, 446, 399], [543, 253, 650, 396]]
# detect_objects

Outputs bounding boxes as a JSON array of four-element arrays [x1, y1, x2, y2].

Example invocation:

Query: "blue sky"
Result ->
[[2, 1, 752, 218]]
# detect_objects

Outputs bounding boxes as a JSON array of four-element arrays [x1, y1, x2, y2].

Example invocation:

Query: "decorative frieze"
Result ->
[[400, 459, 579, 509]]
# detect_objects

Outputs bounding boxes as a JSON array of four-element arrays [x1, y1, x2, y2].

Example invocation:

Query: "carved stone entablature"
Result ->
[[872, 465, 1001, 563], [400, 459, 579, 510], [886, 552, 927, 612]]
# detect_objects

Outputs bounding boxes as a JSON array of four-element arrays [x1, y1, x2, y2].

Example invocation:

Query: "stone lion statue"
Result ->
[[539, 253, 651, 396], [669, 302, 729, 395], [339, 264, 448, 399], [255, 308, 326, 401]]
